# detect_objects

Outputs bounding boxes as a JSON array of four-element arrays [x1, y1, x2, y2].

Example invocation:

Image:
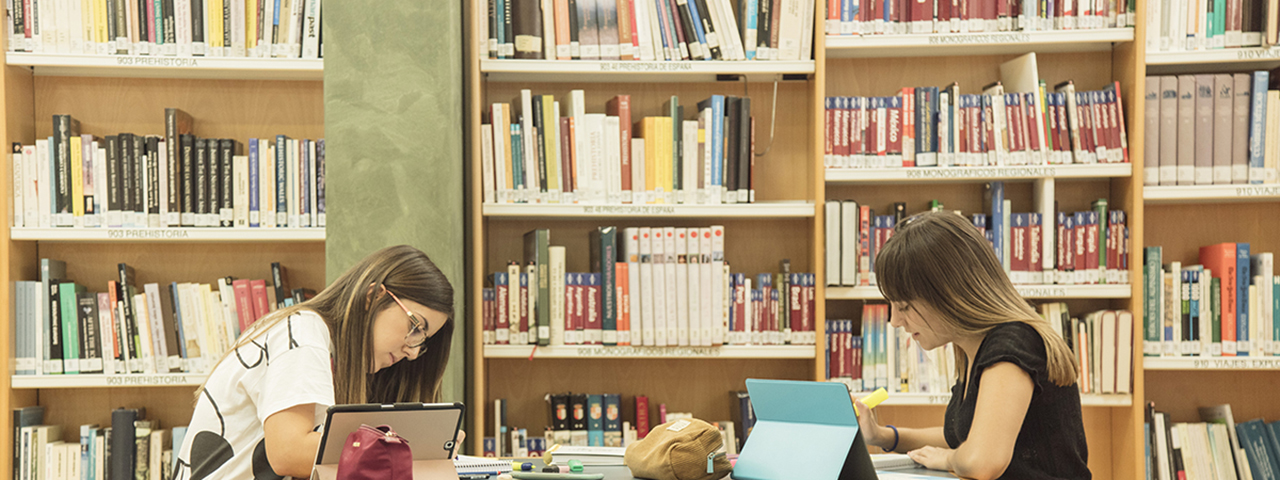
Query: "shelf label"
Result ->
[[581, 205, 678, 215], [104, 375, 193, 386], [904, 166, 1055, 179], [929, 33, 1032, 45], [107, 229, 192, 239], [1015, 286, 1070, 297], [1235, 186, 1280, 197], [115, 56, 200, 68], [574, 346, 721, 357], [928, 395, 951, 404], [597, 62, 695, 73], [1236, 48, 1280, 60], [1190, 358, 1280, 369]]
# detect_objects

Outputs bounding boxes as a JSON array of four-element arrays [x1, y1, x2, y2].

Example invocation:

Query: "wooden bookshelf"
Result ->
[[482, 345, 817, 359], [479, 59, 816, 83], [825, 28, 1134, 58], [825, 163, 1132, 183], [1143, 184, 1280, 203], [1144, 357, 1280, 371], [854, 391, 1135, 407], [0, 46, 325, 474], [481, 202, 816, 218], [826, 284, 1133, 300]]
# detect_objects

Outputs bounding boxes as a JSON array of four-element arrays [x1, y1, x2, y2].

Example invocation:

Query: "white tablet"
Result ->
[[312, 402, 465, 480]]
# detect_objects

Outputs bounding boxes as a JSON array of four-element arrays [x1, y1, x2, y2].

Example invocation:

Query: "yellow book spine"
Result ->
[[94, 0, 107, 44], [70, 136, 84, 217], [543, 95, 560, 195], [660, 117, 673, 202], [209, 0, 222, 48], [247, 0, 258, 51], [502, 104, 514, 191]]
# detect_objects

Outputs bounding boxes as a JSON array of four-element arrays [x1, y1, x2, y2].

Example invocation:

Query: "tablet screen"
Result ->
[[314, 403, 465, 464]]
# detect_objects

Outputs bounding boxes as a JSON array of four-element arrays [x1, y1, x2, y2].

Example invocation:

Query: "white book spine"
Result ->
[[699, 228, 713, 346], [231, 0, 246, 56], [662, 227, 678, 344], [624, 229, 642, 346], [710, 225, 725, 345], [234, 155, 249, 227], [674, 228, 690, 346], [682, 120, 698, 204], [650, 227, 667, 346], [638, 227, 657, 346], [549, 246, 566, 346], [481, 124, 496, 204], [605, 116, 621, 204], [301, 0, 321, 58], [287, 139, 299, 227], [686, 229, 702, 346], [11, 149, 23, 228]]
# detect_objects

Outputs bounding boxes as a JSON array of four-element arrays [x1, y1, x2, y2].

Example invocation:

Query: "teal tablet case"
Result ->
[[732, 379, 871, 480]]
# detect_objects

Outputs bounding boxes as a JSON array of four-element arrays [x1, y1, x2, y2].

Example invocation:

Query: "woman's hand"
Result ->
[[453, 430, 466, 458], [907, 446, 954, 471], [852, 397, 893, 451]]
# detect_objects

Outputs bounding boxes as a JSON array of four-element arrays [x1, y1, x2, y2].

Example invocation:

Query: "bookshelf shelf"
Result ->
[[846, 391, 1132, 406], [1143, 357, 1280, 370], [1143, 184, 1280, 203], [825, 284, 1132, 300], [824, 28, 1134, 58], [481, 202, 815, 218], [479, 59, 816, 83], [824, 164, 1132, 184], [1146, 47, 1280, 68], [6, 53, 324, 80], [10, 227, 325, 242], [483, 345, 816, 359], [11, 373, 207, 389]]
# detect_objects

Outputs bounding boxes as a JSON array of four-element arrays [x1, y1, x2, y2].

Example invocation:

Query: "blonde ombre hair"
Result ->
[[197, 245, 455, 404], [874, 211, 1078, 387]]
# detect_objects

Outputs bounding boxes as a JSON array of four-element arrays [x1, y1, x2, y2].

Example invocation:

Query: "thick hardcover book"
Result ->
[[194, 138, 209, 220], [1201, 243, 1239, 355], [577, 0, 600, 59], [165, 109, 193, 223], [736, 96, 751, 203], [1188, 75, 1211, 186], [105, 136, 122, 226], [179, 134, 195, 226], [1232, 74, 1251, 184], [1248, 71, 1269, 184], [1214, 74, 1235, 184], [523, 229, 552, 346], [511, 0, 543, 58], [589, 227, 618, 345], [146, 135, 161, 225], [110, 408, 144, 480], [219, 139, 237, 226], [598, 0, 621, 59], [118, 263, 141, 371], [271, 262, 291, 309], [587, 394, 604, 446], [1153, 77, 1173, 185]]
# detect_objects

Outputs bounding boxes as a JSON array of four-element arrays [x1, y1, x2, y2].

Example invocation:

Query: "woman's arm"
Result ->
[[853, 399, 948, 452], [264, 404, 324, 479], [939, 361, 1034, 480]]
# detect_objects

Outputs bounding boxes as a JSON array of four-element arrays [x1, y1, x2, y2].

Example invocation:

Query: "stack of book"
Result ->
[[1144, 72, 1279, 187], [10, 111, 325, 230], [1038, 304, 1135, 395], [825, 186, 1130, 287], [481, 226, 817, 348], [824, 80, 1131, 169], [1145, 403, 1272, 480], [484, 0, 814, 61], [1146, 0, 1278, 52], [825, 0, 1136, 35], [12, 258, 307, 377], [6, 0, 324, 58], [481, 92, 759, 205], [13, 406, 185, 480], [1142, 244, 1280, 357]]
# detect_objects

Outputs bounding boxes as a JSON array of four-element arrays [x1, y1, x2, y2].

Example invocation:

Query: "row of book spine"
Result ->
[[482, 91, 757, 206], [826, 304, 960, 394], [1144, 72, 1280, 187], [486, 0, 813, 61], [1145, 403, 1275, 480], [1147, 0, 1279, 52], [1142, 245, 1280, 357], [6, 0, 323, 58], [1039, 304, 1134, 395], [824, 0, 1136, 35], [14, 407, 180, 480], [826, 188, 1131, 287], [824, 80, 1131, 170], [482, 226, 818, 347], [11, 112, 325, 230], [14, 258, 307, 376]]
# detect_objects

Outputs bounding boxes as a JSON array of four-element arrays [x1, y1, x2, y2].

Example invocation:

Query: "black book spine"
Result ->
[[117, 264, 139, 368], [11, 0, 22, 51], [737, 96, 751, 198], [163, 0, 176, 43], [271, 262, 289, 309], [674, 0, 701, 58], [209, 139, 221, 221], [487, 0, 497, 58], [532, 98, 547, 192], [54, 115, 70, 216], [756, 0, 772, 52], [115, 0, 128, 50], [110, 409, 138, 480], [191, 0, 204, 46], [220, 139, 235, 226], [164, 111, 179, 215], [105, 136, 120, 217], [181, 134, 195, 225], [723, 97, 740, 195], [147, 136, 160, 216], [48, 282, 63, 367], [502, 0, 514, 57], [693, 0, 720, 59], [256, 0, 267, 48], [222, 0, 231, 48], [104, 0, 116, 47], [566, 0, 580, 58], [132, 135, 145, 218], [136, 0, 148, 44], [119, 133, 135, 216], [275, 135, 288, 223], [195, 138, 208, 217], [78, 293, 101, 370]]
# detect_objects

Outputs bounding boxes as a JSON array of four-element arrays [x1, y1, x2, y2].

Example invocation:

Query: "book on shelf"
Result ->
[[1146, 403, 1277, 480], [826, 68, 1130, 169], [13, 258, 301, 377], [6, 0, 323, 58], [482, 91, 761, 205], [827, 305, 1134, 396], [825, 189, 1130, 288], [10, 112, 325, 230], [483, 226, 817, 348], [1145, 71, 1278, 187], [1143, 244, 1280, 357], [1146, 0, 1278, 52], [825, 0, 1137, 34], [482, 0, 813, 61]]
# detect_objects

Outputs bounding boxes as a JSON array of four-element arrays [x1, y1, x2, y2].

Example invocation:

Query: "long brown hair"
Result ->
[[874, 211, 1078, 387], [198, 245, 455, 404]]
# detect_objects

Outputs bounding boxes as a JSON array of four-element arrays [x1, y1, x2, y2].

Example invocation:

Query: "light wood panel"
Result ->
[[38, 386, 199, 444], [32, 76, 324, 141], [483, 81, 814, 203], [32, 242, 326, 292], [1145, 203, 1280, 264], [484, 358, 812, 435], [466, 0, 487, 453], [1145, 370, 1280, 422], [825, 51, 1117, 97]]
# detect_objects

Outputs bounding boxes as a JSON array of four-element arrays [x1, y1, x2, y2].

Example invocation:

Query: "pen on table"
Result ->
[[457, 474, 493, 480]]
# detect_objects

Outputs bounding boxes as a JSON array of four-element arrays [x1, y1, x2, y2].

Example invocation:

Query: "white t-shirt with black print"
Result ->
[[175, 311, 335, 480]]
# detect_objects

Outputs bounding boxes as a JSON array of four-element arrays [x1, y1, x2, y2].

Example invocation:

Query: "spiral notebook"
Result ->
[[454, 455, 513, 475]]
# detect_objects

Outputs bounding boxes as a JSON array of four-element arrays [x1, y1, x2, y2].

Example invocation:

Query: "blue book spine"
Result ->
[[842, 0, 856, 27], [986, 182, 1005, 264], [744, 0, 758, 59], [171, 426, 188, 473], [275, 135, 288, 225], [511, 125, 524, 198], [81, 426, 91, 480], [1274, 277, 1280, 353], [712, 95, 725, 189], [1250, 71, 1269, 184], [1238, 243, 1252, 355], [301, 140, 311, 218], [685, 0, 709, 59], [824, 320, 831, 379], [494, 0, 505, 57], [248, 138, 259, 227], [652, 0, 672, 58], [1190, 270, 1201, 343], [587, 394, 604, 446]]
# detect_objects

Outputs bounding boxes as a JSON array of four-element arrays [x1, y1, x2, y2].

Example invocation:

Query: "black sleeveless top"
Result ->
[[944, 322, 1091, 480]]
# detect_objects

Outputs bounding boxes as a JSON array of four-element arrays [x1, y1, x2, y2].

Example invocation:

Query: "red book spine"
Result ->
[[1074, 215, 1087, 279], [607, 96, 633, 198], [806, 274, 816, 335], [825, 98, 835, 164], [937, 0, 951, 30], [1200, 243, 1238, 352], [565, 275, 577, 345], [483, 289, 493, 341], [859, 207, 872, 286], [520, 274, 530, 339], [1030, 215, 1042, 281], [1064, 216, 1077, 280], [496, 276, 510, 345], [617, 262, 629, 345], [852, 98, 864, 160], [635, 396, 650, 438], [1012, 215, 1028, 282], [659, 404, 668, 424], [902, 88, 916, 167], [790, 274, 803, 341], [586, 276, 601, 345], [574, 274, 586, 344], [1086, 215, 1099, 283], [232, 279, 254, 331], [734, 279, 746, 341], [249, 279, 270, 323]]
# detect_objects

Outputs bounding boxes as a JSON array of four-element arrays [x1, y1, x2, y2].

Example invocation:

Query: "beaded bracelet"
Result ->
[[883, 425, 899, 453]]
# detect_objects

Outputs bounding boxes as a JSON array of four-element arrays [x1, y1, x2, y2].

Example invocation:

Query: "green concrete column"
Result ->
[[323, 0, 465, 403]]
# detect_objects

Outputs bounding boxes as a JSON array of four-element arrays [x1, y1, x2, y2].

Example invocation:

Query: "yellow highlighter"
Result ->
[[854, 388, 889, 417]]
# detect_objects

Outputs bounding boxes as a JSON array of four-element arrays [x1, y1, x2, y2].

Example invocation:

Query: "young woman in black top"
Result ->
[[853, 211, 1090, 480]]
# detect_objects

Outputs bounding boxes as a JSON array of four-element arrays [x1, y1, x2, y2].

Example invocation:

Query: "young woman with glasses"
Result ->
[[175, 245, 457, 480], [853, 211, 1089, 480]]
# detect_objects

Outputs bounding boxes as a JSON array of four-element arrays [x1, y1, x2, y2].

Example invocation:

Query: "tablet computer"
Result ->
[[732, 379, 878, 480], [312, 402, 465, 480]]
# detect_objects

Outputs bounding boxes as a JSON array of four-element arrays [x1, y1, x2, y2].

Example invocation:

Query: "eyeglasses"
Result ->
[[382, 285, 430, 349]]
